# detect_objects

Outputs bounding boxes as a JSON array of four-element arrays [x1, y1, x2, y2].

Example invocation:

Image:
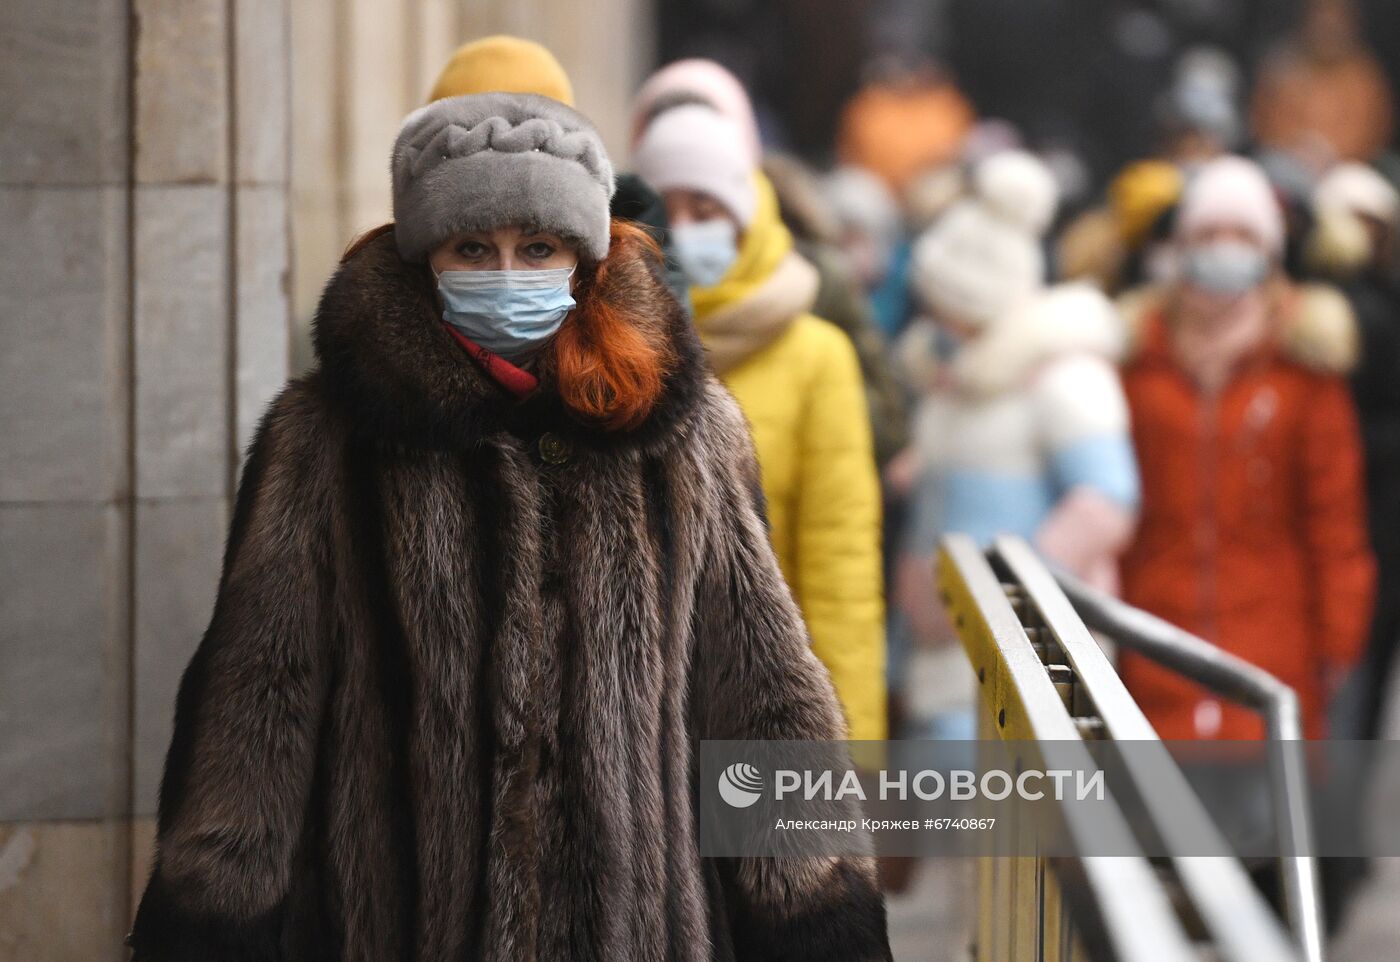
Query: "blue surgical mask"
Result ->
[[435, 267, 576, 360], [1182, 240, 1270, 296], [672, 219, 739, 289]]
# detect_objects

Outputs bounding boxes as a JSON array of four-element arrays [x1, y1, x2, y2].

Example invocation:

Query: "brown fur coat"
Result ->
[[128, 230, 890, 962]]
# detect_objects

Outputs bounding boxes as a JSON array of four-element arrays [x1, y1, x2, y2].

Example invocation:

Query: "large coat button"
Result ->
[[539, 432, 571, 465]]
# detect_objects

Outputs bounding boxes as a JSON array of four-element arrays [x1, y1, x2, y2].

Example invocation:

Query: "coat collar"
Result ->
[[950, 282, 1125, 397], [1121, 280, 1360, 377], [311, 229, 708, 455]]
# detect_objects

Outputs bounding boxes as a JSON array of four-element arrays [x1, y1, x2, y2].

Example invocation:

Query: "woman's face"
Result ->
[[429, 226, 579, 274], [662, 189, 741, 233], [1179, 222, 1273, 299], [1183, 222, 1260, 249]]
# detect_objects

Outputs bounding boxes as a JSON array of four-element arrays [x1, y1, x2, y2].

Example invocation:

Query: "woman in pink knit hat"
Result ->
[[633, 82, 890, 745]]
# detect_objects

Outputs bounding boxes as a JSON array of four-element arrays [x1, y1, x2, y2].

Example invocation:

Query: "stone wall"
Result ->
[[0, 0, 290, 956]]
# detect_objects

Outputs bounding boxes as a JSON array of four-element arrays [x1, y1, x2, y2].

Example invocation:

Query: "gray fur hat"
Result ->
[[391, 92, 616, 263]]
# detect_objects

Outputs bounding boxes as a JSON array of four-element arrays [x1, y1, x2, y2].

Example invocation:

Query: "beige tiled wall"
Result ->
[[0, 0, 290, 955]]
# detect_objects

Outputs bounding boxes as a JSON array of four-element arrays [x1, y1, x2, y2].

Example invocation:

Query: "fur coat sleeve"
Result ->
[[691, 388, 892, 962], [129, 385, 339, 960]]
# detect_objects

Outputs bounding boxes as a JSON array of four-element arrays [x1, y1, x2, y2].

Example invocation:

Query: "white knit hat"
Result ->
[[1176, 155, 1285, 254], [631, 104, 757, 226], [824, 165, 901, 243], [1314, 162, 1400, 225], [911, 150, 1058, 328]]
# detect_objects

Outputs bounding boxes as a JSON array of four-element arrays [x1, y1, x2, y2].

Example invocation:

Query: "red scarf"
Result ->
[[443, 324, 539, 399]]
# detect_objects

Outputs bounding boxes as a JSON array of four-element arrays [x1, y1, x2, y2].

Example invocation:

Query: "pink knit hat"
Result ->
[[1176, 156, 1285, 254], [632, 59, 761, 166], [632, 104, 757, 226]]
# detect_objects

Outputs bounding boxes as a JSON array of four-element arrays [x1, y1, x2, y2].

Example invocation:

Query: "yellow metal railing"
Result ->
[[938, 534, 1309, 962]]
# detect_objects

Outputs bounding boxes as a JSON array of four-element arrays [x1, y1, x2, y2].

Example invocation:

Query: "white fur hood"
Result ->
[[945, 282, 1126, 398]]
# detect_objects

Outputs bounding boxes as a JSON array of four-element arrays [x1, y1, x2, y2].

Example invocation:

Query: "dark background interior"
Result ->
[[657, 0, 1400, 187]]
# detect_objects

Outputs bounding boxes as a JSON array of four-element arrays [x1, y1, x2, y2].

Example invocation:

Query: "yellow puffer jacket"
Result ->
[[692, 174, 887, 740]]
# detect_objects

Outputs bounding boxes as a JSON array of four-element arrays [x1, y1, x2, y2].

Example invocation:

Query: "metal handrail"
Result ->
[[994, 538, 1306, 962], [940, 534, 1312, 961], [1051, 562, 1324, 962], [939, 535, 1203, 961]]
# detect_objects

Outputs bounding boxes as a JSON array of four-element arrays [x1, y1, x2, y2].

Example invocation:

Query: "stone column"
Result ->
[[0, 0, 291, 956], [0, 0, 136, 955]]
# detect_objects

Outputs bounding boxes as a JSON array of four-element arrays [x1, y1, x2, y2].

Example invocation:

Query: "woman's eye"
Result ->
[[523, 242, 556, 260], [457, 241, 489, 259]]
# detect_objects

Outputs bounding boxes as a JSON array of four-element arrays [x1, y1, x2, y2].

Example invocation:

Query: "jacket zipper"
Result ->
[[1194, 383, 1221, 634], [1196, 390, 1220, 732]]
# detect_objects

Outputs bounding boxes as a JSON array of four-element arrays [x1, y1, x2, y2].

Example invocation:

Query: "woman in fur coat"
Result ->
[[128, 92, 890, 962]]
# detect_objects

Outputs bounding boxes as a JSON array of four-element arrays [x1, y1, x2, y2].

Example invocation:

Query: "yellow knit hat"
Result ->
[[1108, 160, 1184, 248], [427, 36, 574, 106]]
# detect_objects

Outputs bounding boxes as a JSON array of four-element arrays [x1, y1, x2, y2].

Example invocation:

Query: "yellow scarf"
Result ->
[[689, 171, 794, 322]]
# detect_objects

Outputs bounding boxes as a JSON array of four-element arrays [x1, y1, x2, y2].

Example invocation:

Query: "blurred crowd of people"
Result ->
[[428, 0, 1399, 758], [838, 0, 1397, 752]]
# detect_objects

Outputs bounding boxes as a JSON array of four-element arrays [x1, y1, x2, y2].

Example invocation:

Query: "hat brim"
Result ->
[[394, 150, 612, 263]]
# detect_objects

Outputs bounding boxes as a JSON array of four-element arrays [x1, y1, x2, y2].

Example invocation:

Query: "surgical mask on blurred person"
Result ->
[[672, 219, 739, 288], [1182, 240, 1269, 295], [435, 267, 575, 360]]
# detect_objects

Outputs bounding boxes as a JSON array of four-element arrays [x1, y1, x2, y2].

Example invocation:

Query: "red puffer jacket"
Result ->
[[1118, 285, 1375, 739]]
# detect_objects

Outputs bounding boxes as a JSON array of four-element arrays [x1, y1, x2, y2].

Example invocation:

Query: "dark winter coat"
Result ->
[[128, 230, 890, 962], [611, 171, 692, 311], [1347, 276, 1400, 575], [1344, 274, 1400, 736]]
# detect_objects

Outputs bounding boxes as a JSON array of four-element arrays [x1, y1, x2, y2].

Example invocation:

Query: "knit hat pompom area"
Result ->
[[1175, 155, 1284, 254], [427, 35, 574, 106], [631, 104, 757, 227], [909, 150, 1057, 328], [972, 149, 1061, 234], [391, 92, 616, 263], [911, 202, 1045, 329]]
